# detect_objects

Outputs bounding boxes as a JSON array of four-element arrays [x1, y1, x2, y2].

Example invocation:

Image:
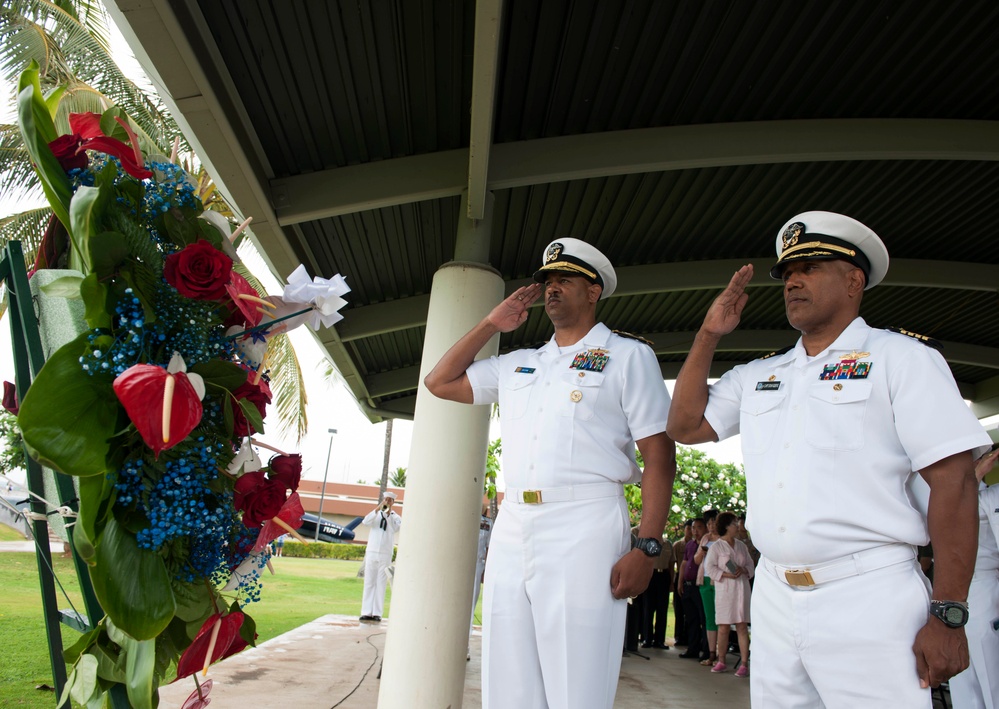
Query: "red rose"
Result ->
[[3, 381, 19, 415], [234, 471, 286, 528], [164, 240, 233, 300], [268, 454, 302, 492], [231, 377, 271, 437]]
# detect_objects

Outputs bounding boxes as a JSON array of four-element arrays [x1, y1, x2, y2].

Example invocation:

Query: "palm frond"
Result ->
[[0, 206, 52, 263], [266, 332, 308, 443], [106, 209, 163, 273], [0, 123, 42, 204], [0, 1, 185, 152]]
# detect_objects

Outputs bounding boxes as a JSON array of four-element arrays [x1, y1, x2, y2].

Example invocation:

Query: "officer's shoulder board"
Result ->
[[612, 330, 654, 347], [885, 326, 943, 351], [755, 345, 793, 361]]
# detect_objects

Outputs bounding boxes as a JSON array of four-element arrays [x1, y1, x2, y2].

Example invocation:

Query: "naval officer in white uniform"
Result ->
[[425, 238, 675, 709], [951, 446, 999, 708], [667, 211, 991, 707]]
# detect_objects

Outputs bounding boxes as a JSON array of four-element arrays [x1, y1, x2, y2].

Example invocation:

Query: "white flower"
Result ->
[[671, 505, 681, 513], [702, 482, 709, 489], [738, 500, 746, 507], [167, 352, 204, 400], [732, 492, 740, 499]]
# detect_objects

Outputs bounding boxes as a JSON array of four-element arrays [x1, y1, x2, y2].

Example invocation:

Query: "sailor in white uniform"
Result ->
[[425, 238, 675, 709], [359, 491, 401, 621], [667, 211, 991, 707]]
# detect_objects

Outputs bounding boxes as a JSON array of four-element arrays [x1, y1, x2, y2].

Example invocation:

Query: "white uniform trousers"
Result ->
[[950, 568, 999, 709], [751, 554, 932, 708], [482, 495, 630, 709], [361, 553, 391, 617]]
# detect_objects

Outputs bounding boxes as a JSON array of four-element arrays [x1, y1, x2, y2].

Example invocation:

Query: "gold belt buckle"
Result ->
[[784, 569, 815, 587], [521, 490, 543, 504]]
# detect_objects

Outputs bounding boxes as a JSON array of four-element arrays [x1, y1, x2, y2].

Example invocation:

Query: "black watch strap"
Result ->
[[633, 537, 662, 557], [929, 600, 969, 628]]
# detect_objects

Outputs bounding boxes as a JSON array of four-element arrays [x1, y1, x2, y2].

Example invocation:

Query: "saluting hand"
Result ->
[[702, 264, 754, 338], [486, 283, 543, 333]]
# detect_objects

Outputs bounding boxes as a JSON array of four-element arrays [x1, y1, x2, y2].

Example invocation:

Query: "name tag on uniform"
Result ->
[[755, 381, 781, 391], [514, 367, 535, 374]]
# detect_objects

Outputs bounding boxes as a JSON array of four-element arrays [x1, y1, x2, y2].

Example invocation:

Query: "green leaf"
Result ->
[[238, 398, 265, 436], [40, 275, 84, 299], [43, 86, 67, 120], [122, 635, 157, 709], [18, 333, 118, 477], [17, 63, 58, 143], [222, 396, 234, 438], [89, 516, 176, 640], [69, 186, 102, 273], [237, 608, 257, 648], [93, 642, 127, 684], [74, 472, 117, 563], [71, 654, 99, 706], [80, 274, 112, 330], [192, 360, 248, 392], [89, 232, 130, 279], [17, 84, 72, 230], [172, 581, 214, 623], [100, 107, 130, 144], [58, 667, 77, 709], [64, 626, 101, 664]]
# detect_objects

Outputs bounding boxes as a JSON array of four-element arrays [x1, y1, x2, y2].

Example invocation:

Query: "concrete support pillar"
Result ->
[[378, 193, 499, 708]]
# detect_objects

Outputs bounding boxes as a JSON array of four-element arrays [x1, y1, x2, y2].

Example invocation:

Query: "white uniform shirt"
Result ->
[[982, 484, 999, 572], [362, 509, 401, 557], [704, 317, 990, 566], [466, 323, 670, 488]]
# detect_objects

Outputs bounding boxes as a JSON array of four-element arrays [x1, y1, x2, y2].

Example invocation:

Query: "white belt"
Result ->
[[763, 544, 916, 588], [505, 482, 623, 505]]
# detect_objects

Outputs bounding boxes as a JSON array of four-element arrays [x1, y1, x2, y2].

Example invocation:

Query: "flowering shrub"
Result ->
[[13, 64, 348, 708]]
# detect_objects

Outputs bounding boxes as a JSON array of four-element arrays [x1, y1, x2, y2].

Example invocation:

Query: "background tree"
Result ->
[[0, 409, 25, 474], [625, 446, 747, 537], [484, 438, 500, 518], [388, 466, 406, 488]]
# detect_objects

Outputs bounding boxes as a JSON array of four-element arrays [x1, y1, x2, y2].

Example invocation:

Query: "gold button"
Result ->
[[768, 374, 776, 381], [578, 372, 585, 377], [833, 383, 843, 391], [570, 390, 583, 403]]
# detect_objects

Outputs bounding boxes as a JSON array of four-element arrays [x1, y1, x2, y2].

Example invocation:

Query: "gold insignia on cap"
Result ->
[[570, 390, 583, 402], [545, 242, 564, 264], [782, 222, 805, 251]]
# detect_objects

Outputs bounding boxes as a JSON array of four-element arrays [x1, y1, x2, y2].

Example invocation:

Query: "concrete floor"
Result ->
[[157, 615, 751, 708]]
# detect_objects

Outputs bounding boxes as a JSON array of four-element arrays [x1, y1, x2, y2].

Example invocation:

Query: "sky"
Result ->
[[0, 16, 751, 492]]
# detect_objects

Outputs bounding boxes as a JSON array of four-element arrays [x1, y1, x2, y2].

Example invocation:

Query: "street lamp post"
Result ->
[[314, 428, 337, 542]]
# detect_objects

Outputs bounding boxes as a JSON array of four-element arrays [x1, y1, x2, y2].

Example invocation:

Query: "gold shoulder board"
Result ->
[[885, 326, 943, 351], [612, 330, 654, 347], [757, 345, 793, 361]]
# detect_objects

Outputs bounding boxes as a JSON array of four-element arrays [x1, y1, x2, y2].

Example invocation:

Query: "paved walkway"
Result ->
[[157, 615, 751, 708], [0, 540, 64, 553]]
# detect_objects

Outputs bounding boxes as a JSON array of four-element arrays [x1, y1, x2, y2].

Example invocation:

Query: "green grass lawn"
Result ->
[[0, 523, 28, 541], [0, 554, 406, 708]]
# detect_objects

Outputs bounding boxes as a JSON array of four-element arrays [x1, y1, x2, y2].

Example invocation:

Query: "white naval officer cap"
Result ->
[[383, 491, 397, 500], [532, 238, 618, 299], [770, 211, 889, 290]]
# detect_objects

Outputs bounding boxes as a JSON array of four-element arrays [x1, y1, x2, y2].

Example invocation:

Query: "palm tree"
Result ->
[[0, 0, 309, 439]]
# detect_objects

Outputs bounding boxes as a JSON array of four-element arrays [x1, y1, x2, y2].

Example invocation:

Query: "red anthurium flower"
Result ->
[[253, 493, 305, 554], [3, 381, 19, 415], [180, 679, 213, 709], [46, 113, 153, 180], [234, 471, 285, 528], [231, 377, 271, 438], [175, 612, 245, 681], [268, 454, 302, 492], [224, 273, 265, 328], [113, 355, 205, 456], [164, 240, 233, 300]]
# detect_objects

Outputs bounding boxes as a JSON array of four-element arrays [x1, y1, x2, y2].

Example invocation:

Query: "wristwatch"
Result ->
[[928, 600, 969, 628], [633, 537, 663, 557]]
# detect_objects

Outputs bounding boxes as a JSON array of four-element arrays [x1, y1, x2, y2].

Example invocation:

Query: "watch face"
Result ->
[[944, 606, 965, 624]]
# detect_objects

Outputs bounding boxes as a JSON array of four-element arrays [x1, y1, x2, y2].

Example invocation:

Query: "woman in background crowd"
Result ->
[[704, 511, 754, 677]]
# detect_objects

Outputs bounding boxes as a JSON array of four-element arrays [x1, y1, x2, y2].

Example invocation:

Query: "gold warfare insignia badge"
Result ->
[[545, 242, 564, 264], [782, 222, 804, 250]]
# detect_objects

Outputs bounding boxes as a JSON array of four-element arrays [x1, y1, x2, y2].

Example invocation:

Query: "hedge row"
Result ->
[[282, 541, 367, 560]]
